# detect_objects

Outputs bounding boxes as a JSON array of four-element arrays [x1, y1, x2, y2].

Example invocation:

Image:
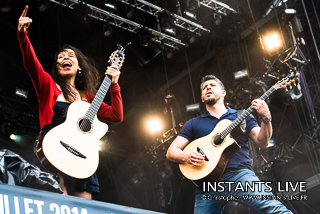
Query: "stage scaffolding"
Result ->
[[251, 0, 320, 212]]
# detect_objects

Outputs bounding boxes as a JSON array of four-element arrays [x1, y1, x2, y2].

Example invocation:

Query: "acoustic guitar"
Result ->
[[35, 44, 129, 179], [179, 73, 299, 185]]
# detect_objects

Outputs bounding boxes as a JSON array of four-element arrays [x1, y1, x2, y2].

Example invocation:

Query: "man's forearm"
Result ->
[[257, 122, 273, 149]]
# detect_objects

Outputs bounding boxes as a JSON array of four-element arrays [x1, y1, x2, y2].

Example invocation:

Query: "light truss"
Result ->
[[116, 0, 210, 36], [200, 0, 236, 16], [117, 0, 163, 17], [48, 0, 79, 9], [48, 0, 186, 49]]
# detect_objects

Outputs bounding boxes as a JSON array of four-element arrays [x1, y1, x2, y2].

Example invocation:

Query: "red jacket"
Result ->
[[17, 30, 123, 129]]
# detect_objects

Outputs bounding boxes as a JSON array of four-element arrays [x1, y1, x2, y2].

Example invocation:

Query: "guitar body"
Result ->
[[36, 101, 108, 179], [179, 119, 241, 185]]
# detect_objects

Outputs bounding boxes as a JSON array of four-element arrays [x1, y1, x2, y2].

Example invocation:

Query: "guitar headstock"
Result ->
[[108, 42, 131, 70], [274, 72, 300, 91]]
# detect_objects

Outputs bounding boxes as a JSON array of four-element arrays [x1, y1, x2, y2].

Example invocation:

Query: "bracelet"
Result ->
[[261, 115, 272, 124]]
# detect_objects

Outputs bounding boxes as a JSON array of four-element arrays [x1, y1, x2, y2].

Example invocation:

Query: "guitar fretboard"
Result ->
[[81, 47, 124, 124], [85, 76, 112, 123], [220, 86, 276, 139]]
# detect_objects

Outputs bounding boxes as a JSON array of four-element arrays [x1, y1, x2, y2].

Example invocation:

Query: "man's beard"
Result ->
[[204, 97, 219, 105]]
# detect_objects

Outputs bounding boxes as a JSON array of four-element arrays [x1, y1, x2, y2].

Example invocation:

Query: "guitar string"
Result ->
[[79, 51, 120, 132]]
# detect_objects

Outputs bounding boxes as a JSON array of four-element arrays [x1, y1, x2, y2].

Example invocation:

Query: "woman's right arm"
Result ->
[[18, 6, 53, 99]]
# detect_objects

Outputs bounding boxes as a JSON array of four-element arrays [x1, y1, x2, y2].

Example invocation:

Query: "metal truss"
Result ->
[[253, 122, 320, 172], [116, 0, 210, 36], [297, 0, 320, 122], [200, 0, 236, 16], [0, 95, 39, 133], [48, 0, 78, 9], [48, 0, 186, 49], [117, 0, 163, 17]]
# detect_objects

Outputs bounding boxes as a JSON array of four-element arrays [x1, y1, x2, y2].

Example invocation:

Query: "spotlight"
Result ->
[[264, 34, 281, 49], [15, 88, 28, 99], [186, 103, 200, 112], [148, 119, 162, 133], [138, 34, 151, 47], [161, 16, 174, 30], [184, 10, 197, 20], [189, 35, 196, 44], [126, 7, 135, 19], [103, 24, 113, 37], [213, 13, 222, 25], [0, 0, 11, 13], [292, 15, 303, 35], [1, 122, 17, 140], [166, 50, 173, 59], [164, 28, 176, 36], [104, 2, 117, 11], [187, 0, 200, 11], [233, 68, 249, 81], [262, 33, 283, 55], [38, 0, 48, 12], [10, 134, 16, 140], [284, 8, 296, 14]]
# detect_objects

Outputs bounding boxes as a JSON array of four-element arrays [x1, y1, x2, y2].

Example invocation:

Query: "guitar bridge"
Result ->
[[197, 147, 209, 161], [60, 141, 87, 159]]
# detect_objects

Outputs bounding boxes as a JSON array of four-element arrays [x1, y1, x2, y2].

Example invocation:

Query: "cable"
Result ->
[[161, 46, 171, 95], [184, 50, 196, 104]]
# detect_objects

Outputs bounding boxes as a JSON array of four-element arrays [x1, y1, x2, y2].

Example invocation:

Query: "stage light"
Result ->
[[15, 88, 28, 99], [0, 0, 11, 13], [10, 134, 16, 140], [187, 0, 200, 11], [164, 28, 176, 36], [1, 122, 17, 141], [103, 24, 112, 37], [104, 3, 117, 11], [189, 35, 197, 44], [138, 34, 151, 47], [184, 10, 197, 20], [285, 8, 296, 14], [126, 7, 135, 19], [262, 33, 283, 55], [186, 103, 200, 112], [148, 119, 162, 133], [233, 68, 249, 81], [38, 0, 48, 12], [213, 13, 222, 26], [166, 49, 173, 59]]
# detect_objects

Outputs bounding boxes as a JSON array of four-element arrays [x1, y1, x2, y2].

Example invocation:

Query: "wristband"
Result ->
[[261, 115, 272, 123]]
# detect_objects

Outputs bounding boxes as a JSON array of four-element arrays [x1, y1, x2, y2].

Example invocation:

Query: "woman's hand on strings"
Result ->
[[18, 6, 32, 33], [105, 66, 121, 84]]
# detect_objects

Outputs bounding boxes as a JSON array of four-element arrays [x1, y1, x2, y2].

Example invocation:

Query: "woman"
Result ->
[[18, 5, 123, 199]]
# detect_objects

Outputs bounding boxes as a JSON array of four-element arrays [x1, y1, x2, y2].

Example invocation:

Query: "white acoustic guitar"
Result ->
[[179, 73, 299, 186], [35, 44, 129, 179]]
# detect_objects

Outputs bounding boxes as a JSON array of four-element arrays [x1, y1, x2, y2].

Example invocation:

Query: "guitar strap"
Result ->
[[237, 109, 246, 132]]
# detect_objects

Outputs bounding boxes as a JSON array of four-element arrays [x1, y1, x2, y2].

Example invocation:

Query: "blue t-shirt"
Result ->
[[179, 107, 259, 170]]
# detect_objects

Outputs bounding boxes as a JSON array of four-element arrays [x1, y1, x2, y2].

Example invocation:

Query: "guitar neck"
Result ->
[[220, 86, 276, 138], [84, 75, 112, 123]]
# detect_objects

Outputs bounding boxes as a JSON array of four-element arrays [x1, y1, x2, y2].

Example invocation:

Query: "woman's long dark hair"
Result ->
[[52, 44, 100, 102]]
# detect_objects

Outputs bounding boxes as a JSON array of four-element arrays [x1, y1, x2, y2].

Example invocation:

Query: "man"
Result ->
[[166, 75, 292, 214]]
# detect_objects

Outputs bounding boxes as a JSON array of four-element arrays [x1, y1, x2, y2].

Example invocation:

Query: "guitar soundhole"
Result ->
[[78, 118, 92, 133], [213, 134, 224, 146]]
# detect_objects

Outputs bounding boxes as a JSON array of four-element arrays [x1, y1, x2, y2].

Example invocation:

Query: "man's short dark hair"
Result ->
[[200, 75, 225, 91]]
